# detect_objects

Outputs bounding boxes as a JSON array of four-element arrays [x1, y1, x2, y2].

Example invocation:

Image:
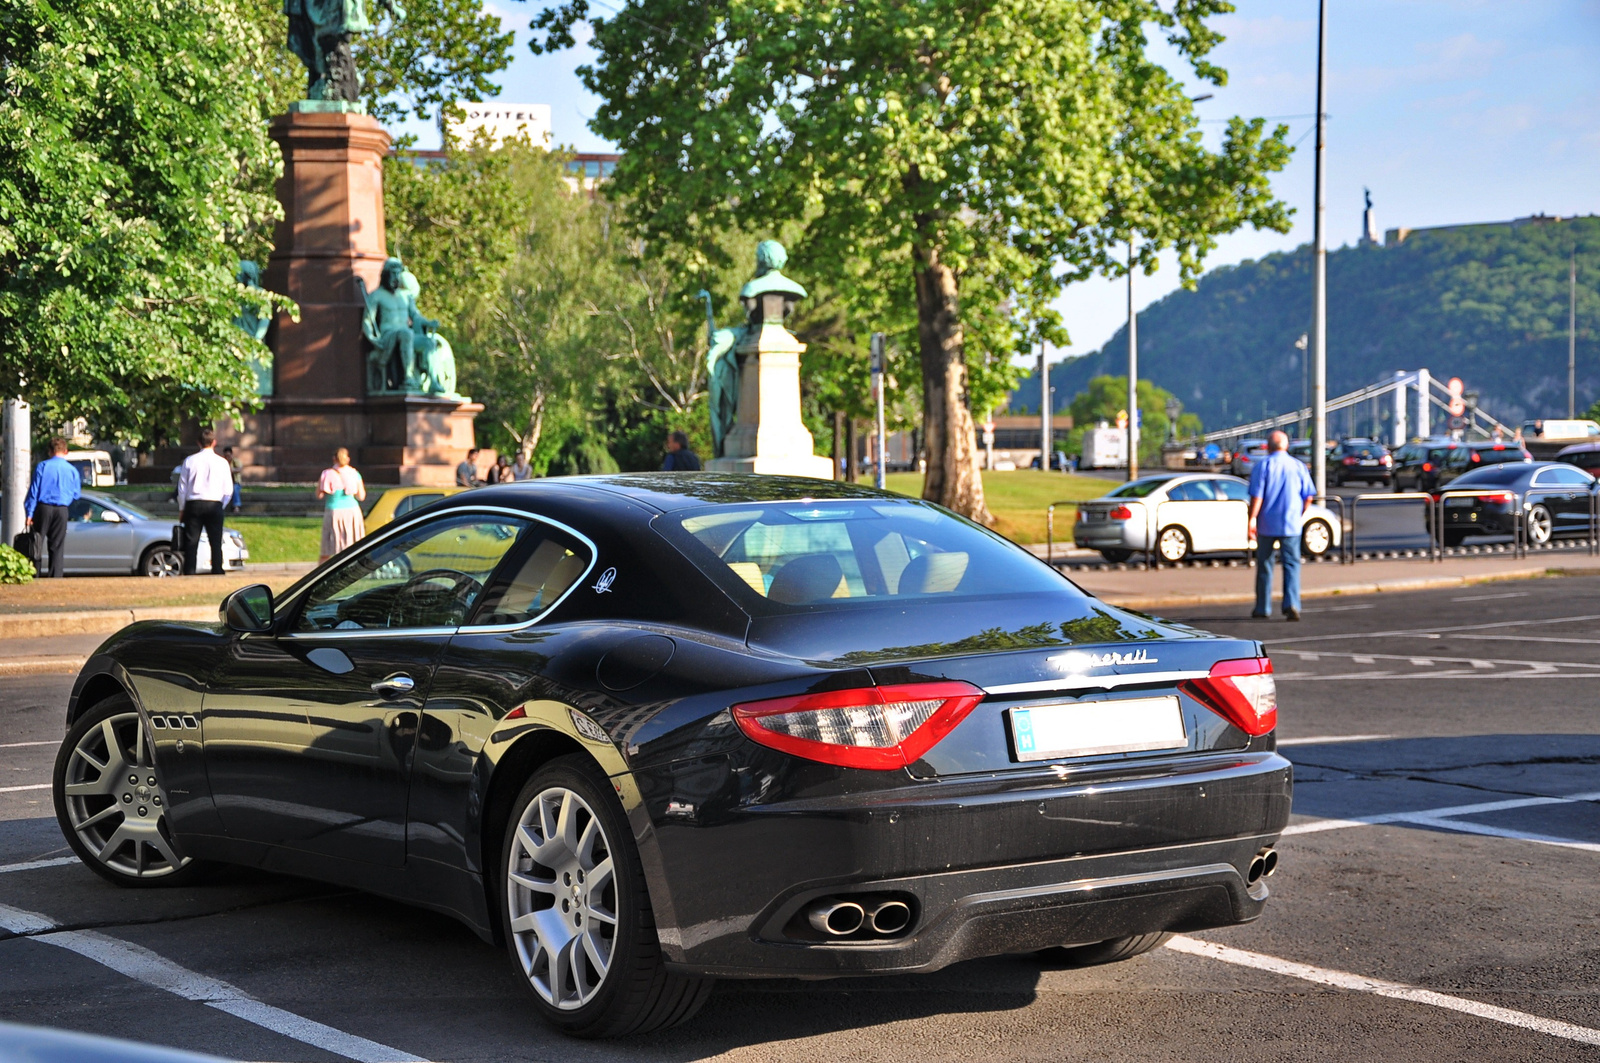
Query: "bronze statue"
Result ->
[[234, 260, 274, 396], [700, 240, 808, 457], [285, 0, 404, 103], [359, 258, 418, 392]]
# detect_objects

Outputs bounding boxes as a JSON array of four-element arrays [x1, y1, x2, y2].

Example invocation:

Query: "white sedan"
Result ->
[[1073, 473, 1342, 563]]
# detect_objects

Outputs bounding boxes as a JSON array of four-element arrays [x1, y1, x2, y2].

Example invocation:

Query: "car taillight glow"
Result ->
[[1479, 491, 1514, 504], [1381, 455, 1393, 465], [1108, 504, 1134, 520], [1422, 462, 1433, 472], [1471, 452, 1481, 463], [1179, 658, 1277, 736], [1342, 456, 1357, 465], [731, 681, 985, 770]]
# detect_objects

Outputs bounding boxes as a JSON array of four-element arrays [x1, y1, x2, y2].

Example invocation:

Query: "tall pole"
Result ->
[[1, 399, 29, 549], [1570, 248, 1578, 419], [871, 332, 887, 490], [1127, 241, 1139, 481], [1310, 0, 1329, 497], [1039, 338, 1051, 470]]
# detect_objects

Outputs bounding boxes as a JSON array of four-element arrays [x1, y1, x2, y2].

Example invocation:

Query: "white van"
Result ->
[[1522, 419, 1600, 441], [66, 450, 116, 487]]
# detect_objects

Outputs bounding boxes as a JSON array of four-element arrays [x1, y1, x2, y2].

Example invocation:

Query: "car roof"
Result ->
[[1556, 442, 1600, 455], [435, 473, 904, 516]]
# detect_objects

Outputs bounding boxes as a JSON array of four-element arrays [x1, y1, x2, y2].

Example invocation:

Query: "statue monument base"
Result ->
[[707, 316, 832, 480]]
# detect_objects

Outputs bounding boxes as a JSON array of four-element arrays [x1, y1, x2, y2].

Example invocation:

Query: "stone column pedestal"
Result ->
[[708, 318, 833, 479]]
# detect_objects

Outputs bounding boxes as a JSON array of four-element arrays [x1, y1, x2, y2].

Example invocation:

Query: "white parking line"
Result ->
[[1451, 591, 1530, 602], [0, 784, 49, 794], [0, 902, 425, 1063], [1269, 612, 1600, 646], [1277, 734, 1393, 747], [1167, 936, 1600, 1047], [0, 741, 56, 749], [1282, 791, 1600, 852], [0, 857, 76, 874]]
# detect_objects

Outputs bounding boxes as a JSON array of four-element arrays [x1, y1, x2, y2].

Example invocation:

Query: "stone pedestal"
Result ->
[[708, 310, 833, 479], [203, 110, 479, 484]]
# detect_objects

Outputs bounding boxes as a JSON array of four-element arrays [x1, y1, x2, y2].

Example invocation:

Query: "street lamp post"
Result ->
[[1310, 0, 1329, 499], [1038, 337, 1050, 471], [1127, 241, 1139, 481]]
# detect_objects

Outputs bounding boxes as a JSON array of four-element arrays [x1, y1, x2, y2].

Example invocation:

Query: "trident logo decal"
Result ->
[[593, 567, 617, 594]]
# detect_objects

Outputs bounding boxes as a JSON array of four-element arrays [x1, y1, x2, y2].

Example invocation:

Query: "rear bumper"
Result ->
[[1073, 524, 1144, 550], [647, 750, 1292, 978]]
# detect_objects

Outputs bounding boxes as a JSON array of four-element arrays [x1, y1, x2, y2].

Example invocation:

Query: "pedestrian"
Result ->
[[661, 430, 702, 471], [487, 454, 512, 484], [510, 451, 534, 481], [22, 437, 80, 578], [316, 447, 367, 562], [456, 448, 482, 487], [222, 446, 244, 512], [176, 427, 233, 576], [1248, 430, 1316, 621]]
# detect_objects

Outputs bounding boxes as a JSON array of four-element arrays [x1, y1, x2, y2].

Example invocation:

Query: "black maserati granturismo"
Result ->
[[54, 474, 1291, 1037]]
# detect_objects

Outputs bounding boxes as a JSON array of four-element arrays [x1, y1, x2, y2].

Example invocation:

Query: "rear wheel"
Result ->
[[501, 755, 712, 1037], [1442, 529, 1468, 548], [1526, 504, 1553, 545], [53, 694, 205, 887], [1039, 932, 1171, 967], [1302, 519, 1333, 559], [1098, 549, 1133, 563], [138, 543, 182, 577], [1156, 526, 1192, 563]]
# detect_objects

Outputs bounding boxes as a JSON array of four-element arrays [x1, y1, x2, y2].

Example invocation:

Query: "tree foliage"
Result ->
[[1064, 374, 1201, 463], [0, 0, 287, 439], [1049, 217, 1600, 430], [529, 0, 1291, 521]]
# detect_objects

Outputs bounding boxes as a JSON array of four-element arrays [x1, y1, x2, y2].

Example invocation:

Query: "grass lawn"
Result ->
[[230, 516, 323, 564], [884, 469, 1113, 545]]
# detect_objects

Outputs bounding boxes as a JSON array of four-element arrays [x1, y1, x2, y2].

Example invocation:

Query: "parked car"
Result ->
[[1434, 440, 1532, 490], [365, 485, 467, 531], [1520, 419, 1600, 441], [66, 449, 116, 487], [1074, 472, 1341, 562], [57, 474, 1290, 1037], [1390, 438, 1456, 493], [1228, 439, 1269, 478], [1555, 441, 1600, 476], [1426, 461, 1597, 546], [1029, 450, 1072, 471], [1327, 438, 1392, 487], [1, 491, 248, 575]]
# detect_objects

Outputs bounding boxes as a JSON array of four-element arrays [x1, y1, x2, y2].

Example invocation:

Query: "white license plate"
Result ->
[[1009, 696, 1186, 762]]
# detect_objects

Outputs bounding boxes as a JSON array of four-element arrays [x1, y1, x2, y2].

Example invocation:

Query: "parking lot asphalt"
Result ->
[[2, 577, 1599, 1061]]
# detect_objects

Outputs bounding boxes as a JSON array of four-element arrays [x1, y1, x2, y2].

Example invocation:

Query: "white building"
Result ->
[[441, 102, 552, 149]]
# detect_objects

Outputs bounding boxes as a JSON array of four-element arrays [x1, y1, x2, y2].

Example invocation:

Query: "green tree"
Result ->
[[0, 0, 286, 438], [530, 0, 1290, 522], [1066, 374, 1201, 464]]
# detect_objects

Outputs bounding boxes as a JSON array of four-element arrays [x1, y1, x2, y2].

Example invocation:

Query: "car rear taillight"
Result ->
[[1179, 658, 1277, 736], [1108, 504, 1134, 520], [1381, 455, 1393, 466], [1479, 491, 1514, 504], [1471, 452, 1481, 463], [731, 681, 985, 770], [1342, 456, 1357, 465], [1422, 462, 1433, 472]]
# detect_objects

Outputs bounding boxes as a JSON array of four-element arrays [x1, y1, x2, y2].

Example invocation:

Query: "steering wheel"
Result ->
[[386, 568, 483, 629]]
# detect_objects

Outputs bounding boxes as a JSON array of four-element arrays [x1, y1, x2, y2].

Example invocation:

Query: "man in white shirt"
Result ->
[[177, 427, 234, 575]]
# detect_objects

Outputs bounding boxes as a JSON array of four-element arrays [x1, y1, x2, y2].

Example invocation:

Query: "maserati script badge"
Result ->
[[593, 567, 617, 594], [1048, 648, 1157, 670]]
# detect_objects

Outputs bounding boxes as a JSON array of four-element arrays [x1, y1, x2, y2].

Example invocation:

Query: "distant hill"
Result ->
[[1014, 215, 1600, 431]]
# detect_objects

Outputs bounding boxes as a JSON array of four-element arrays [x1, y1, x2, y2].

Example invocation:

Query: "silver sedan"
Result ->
[[56, 492, 248, 576], [1073, 473, 1341, 563]]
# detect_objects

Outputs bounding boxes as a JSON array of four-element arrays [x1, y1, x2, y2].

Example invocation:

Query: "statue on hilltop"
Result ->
[[699, 240, 807, 457], [285, 0, 405, 105]]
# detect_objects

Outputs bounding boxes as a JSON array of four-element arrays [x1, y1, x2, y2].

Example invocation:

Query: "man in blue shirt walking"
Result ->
[[23, 437, 81, 578], [1248, 430, 1316, 620]]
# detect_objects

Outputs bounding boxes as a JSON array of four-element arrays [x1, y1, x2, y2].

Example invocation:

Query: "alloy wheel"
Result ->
[[507, 786, 619, 1010], [1526, 504, 1553, 545], [143, 547, 182, 577], [60, 712, 190, 878], [1157, 527, 1191, 563]]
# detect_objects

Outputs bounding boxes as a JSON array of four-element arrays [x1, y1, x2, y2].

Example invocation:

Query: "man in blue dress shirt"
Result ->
[[1248, 430, 1316, 620], [24, 437, 81, 578]]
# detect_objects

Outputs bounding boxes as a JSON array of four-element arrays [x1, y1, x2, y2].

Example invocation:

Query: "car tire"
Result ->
[[1526, 504, 1554, 546], [1039, 932, 1171, 967], [1156, 526, 1192, 563], [1302, 518, 1333, 559], [1099, 549, 1133, 563], [500, 754, 713, 1038], [53, 693, 208, 888], [138, 543, 182, 578]]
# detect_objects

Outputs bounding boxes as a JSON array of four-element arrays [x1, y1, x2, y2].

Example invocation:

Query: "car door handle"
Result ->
[[372, 674, 415, 698]]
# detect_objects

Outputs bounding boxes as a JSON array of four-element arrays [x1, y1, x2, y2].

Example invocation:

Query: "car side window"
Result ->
[[466, 526, 593, 626], [394, 493, 444, 519], [1166, 480, 1215, 502], [294, 514, 530, 633], [1213, 479, 1249, 502], [1549, 466, 1593, 486]]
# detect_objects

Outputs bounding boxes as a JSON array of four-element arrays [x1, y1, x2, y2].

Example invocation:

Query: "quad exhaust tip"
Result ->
[[808, 899, 866, 937], [1247, 846, 1279, 884], [867, 899, 912, 935]]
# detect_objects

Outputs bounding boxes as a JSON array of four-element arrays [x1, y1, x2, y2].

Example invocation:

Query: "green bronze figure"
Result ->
[[359, 258, 419, 393], [700, 240, 807, 458], [285, 0, 404, 104], [400, 267, 458, 398], [233, 260, 274, 396]]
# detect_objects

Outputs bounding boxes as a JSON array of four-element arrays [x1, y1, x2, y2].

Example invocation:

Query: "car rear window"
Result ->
[[1106, 476, 1173, 498], [1473, 447, 1531, 465], [1341, 442, 1385, 457], [665, 500, 1079, 610], [1448, 465, 1522, 487]]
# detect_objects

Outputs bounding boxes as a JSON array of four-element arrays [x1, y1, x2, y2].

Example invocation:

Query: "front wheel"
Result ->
[[53, 694, 205, 887], [1302, 518, 1333, 559], [139, 543, 182, 578], [1526, 504, 1553, 545], [501, 755, 713, 1037], [1039, 932, 1171, 967], [1156, 526, 1192, 563]]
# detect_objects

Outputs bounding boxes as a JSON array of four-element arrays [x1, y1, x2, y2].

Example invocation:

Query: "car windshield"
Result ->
[[103, 497, 154, 520], [1105, 476, 1173, 498], [665, 499, 1079, 610]]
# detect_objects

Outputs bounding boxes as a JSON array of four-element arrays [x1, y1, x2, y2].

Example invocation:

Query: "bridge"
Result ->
[[1201, 369, 1516, 447]]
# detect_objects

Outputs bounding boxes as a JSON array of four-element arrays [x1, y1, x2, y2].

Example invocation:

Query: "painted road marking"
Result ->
[[1167, 936, 1600, 1047], [0, 857, 76, 874], [0, 741, 56, 749], [1282, 791, 1600, 852], [0, 784, 50, 794], [0, 902, 425, 1063], [1458, 634, 1600, 645], [1451, 591, 1531, 602], [1277, 734, 1393, 747], [1268, 612, 1600, 646]]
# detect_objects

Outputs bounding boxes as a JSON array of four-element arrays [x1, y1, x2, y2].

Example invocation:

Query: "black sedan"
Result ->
[[1327, 438, 1392, 486], [1428, 462, 1597, 546], [54, 475, 1291, 1037]]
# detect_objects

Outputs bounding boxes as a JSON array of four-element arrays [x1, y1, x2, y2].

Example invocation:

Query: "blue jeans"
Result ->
[[1254, 534, 1302, 616]]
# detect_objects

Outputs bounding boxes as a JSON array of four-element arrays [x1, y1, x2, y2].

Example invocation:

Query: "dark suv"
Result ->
[[1327, 438, 1392, 487], [1392, 438, 1456, 493], [1435, 440, 1532, 490]]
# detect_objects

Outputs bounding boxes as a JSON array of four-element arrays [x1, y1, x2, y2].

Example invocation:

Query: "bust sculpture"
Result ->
[[284, 0, 404, 105]]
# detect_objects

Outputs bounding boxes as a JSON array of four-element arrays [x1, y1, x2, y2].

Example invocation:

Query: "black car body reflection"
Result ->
[[61, 474, 1291, 1034]]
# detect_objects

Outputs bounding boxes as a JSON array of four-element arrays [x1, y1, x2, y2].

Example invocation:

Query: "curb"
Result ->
[[0, 606, 218, 641], [1094, 565, 1559, 611], [0, 657, 89, 676]]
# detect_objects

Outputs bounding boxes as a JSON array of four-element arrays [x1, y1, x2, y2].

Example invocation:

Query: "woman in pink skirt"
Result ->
[[316, 448, 367, 561]]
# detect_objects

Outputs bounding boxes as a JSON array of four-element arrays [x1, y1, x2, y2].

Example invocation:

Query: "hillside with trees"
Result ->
[[1023, 215, 1600, 432]]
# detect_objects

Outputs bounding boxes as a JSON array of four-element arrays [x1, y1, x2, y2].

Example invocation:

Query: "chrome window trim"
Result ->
[[274, 504, 599, 640], [985, 669, 1210, 696]]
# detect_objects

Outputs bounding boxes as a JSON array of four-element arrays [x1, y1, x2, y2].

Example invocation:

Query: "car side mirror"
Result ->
[[221, 584, 274, 633], [100, 510, 122, 523]]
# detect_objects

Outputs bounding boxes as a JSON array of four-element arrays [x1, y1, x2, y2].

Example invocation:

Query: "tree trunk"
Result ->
[[519, 388, 546, 464], [913, 247, 991, 524], [845, 417, 858, 483], [832, 410, 846, 481]]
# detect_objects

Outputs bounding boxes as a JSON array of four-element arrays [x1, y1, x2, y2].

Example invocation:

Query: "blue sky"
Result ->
[[428, 0, 1600, 361]]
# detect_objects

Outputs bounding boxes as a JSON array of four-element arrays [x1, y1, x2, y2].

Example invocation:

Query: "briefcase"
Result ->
[[171, 524, 186, 553], [11, 530, 42, 570]]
